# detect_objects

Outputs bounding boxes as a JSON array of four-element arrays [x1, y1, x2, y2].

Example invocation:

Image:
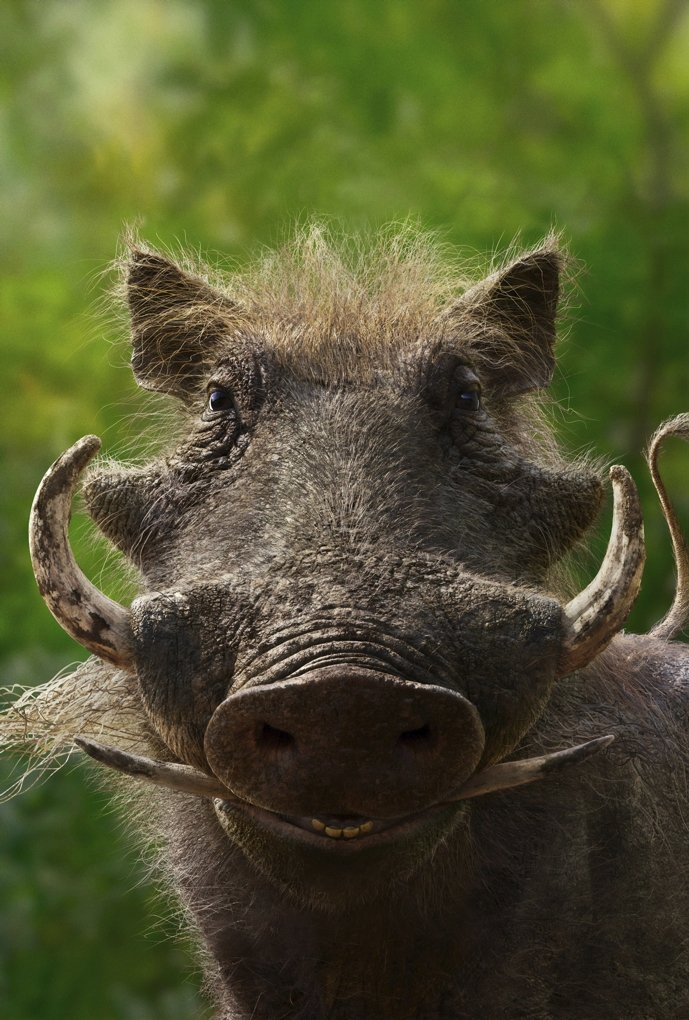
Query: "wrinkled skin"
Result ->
[[19, 234, 689, 1018]]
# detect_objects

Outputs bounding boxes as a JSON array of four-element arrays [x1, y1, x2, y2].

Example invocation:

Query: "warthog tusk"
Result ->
[[449, 734, 615, 801], [75, 737, 232, 800], [76, 734, 615, 810], [558, 466, 645, 676], [30, 436, 135, 669]]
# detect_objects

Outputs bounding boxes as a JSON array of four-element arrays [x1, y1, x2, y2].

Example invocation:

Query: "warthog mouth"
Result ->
[[213, 797, 454, 853]]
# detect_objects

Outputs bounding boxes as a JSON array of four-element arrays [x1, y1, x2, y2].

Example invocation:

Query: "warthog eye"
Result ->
[[424, 356, 483, 424], [207, 387, 236, 414], [456, 386, 481, 413]]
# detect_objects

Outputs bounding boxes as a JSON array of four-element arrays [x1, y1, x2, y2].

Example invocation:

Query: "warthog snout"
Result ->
[[204, 667, 485, 819]]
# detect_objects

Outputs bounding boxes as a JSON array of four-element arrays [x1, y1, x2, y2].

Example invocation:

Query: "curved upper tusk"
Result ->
[[558, 465, 645, 676], [29, 435, 135, 669]]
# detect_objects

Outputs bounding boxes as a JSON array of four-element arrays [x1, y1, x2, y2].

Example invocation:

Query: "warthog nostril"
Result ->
[[205, 670, 486, 818], [398, 723, 434, 750], [256, 723, 295, 753]]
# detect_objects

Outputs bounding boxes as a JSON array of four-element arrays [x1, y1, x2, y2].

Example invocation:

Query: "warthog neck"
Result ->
[[162, 795, 478, 1020]]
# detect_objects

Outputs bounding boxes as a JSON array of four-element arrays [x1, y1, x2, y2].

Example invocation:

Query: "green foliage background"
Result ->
[[0, 1, 687, 1016]]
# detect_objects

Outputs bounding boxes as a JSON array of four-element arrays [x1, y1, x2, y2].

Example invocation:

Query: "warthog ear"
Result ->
[[446, 240, 564, 397], [126, 246, 242, 397]]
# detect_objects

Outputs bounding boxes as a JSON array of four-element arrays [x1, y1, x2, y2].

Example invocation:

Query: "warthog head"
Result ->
[[27, 229, 643, 905]]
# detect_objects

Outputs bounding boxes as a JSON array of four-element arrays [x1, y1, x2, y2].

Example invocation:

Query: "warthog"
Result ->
[[2, 228, 689, 1019]]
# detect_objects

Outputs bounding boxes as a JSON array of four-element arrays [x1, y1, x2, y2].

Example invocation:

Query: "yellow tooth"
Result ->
[[360, 821, 374, 833], [324, 826, 343, 838], [311, 818, 326, 832], [343, 826, 361, 839]]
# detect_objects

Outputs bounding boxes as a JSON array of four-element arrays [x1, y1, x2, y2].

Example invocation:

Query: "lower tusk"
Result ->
[[75, 737, 232, 801], [75, 733, 614, 811], [448, 734, 614, 802]]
